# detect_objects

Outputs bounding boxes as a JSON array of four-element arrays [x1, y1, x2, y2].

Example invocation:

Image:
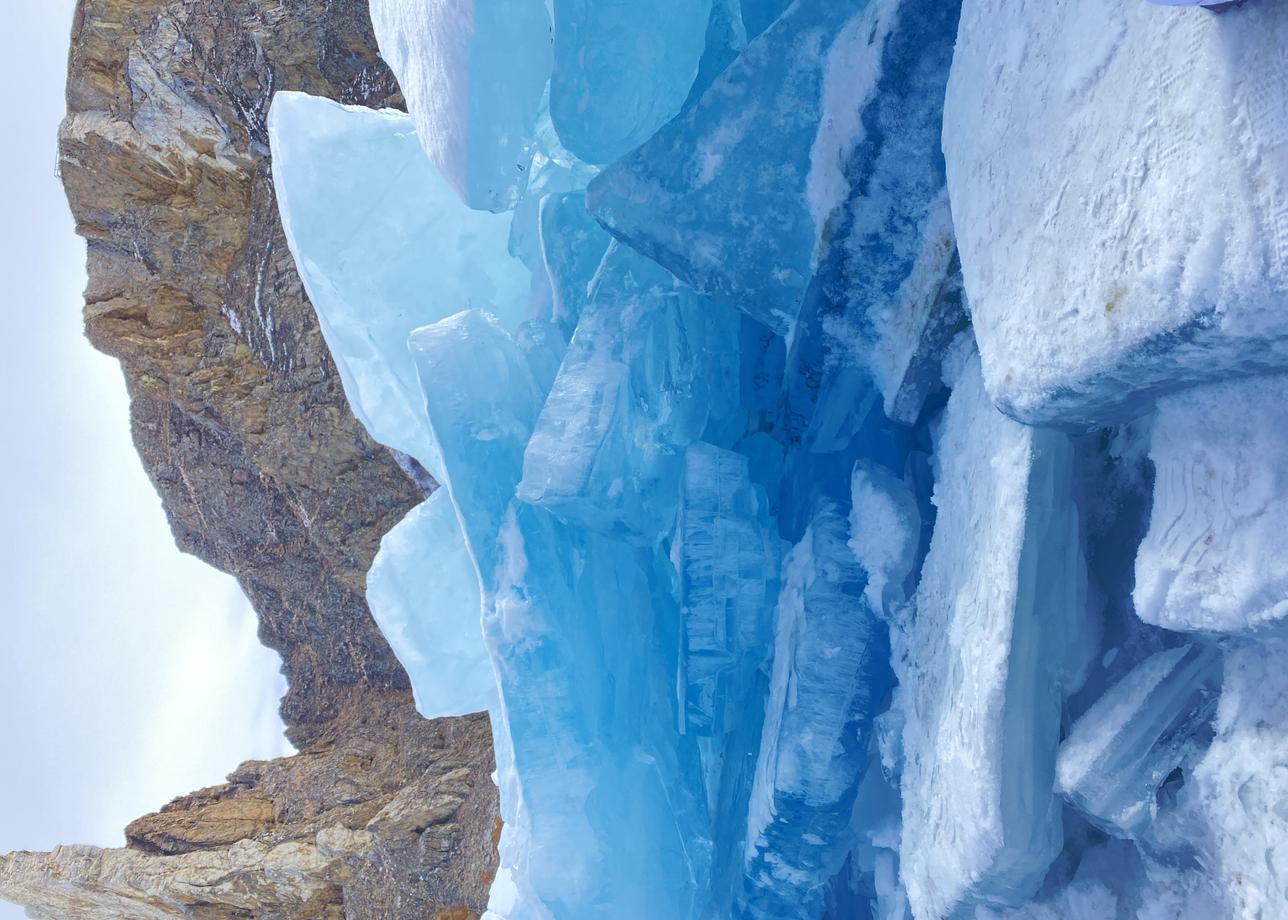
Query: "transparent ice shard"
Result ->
[[366, 490, 496, 718], [517, 242, 740, 542], [268, 92, 530, 471], [587, 0, 868, 334], [370, 0, 553, 211], [550, 0, 713, 164], [411, 311, 713, 919]]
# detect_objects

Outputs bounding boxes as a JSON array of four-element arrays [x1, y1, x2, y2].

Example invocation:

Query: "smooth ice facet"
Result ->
[[587, 0, 870, 334], [1135, 376, 1288, 635], [550, 0, 712, 164], [367, 490, 496, 718], [945, 0, 1288, 426], [268, 92, 530, 470], [517, 242, 740, 542], [370, 0, 552, 211]]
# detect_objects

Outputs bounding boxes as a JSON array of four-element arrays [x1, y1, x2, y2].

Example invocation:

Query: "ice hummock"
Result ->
[[944, 0, 1288, 427], [1135, 375, 1288, 635], [263, 0, 1288, 915]]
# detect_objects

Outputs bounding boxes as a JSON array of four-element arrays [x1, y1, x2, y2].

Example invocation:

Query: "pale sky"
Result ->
[[0, 6, 290, 917]]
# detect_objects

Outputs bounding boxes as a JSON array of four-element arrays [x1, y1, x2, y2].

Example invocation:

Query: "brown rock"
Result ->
[[0, 701, 498, 920], [60, 0, 421, 748], [1, 0, 505, 917]]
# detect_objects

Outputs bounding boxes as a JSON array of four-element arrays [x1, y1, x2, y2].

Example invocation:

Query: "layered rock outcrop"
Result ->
[[0, 702, 498, 919], [2, 0, 500, 916]]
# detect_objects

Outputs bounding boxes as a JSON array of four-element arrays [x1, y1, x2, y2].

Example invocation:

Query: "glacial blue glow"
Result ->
[[268, 0, 1288, 917]]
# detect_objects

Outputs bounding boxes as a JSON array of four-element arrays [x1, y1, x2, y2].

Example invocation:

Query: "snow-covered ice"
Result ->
[[945, 0, 1288, 426], [1135, 375, 1288, 635], [897, 350, 1086, 918]]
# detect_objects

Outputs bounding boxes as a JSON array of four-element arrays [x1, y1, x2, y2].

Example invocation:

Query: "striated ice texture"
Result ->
[[944, 0, 1288, 427], [267, 0, 1288, 915], [268, 91, 530, 470], [366, 490, 495, 718], [897, 351, 1087, 918], [742, 505, 894, 920], [518, 242, 740, 542], [369, 0, 552, 211], [550, 0, 712, 164], [1135, 375, 1288, 635], [1056, 643, 1221, 840]]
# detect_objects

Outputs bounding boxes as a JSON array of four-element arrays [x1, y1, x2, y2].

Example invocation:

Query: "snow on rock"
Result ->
[[897, 350, 1087, 918], [369, 0, 552, 211], [1135, 375, 1288, 636], [945, 0, 1288, 427], [268, 92, 530, 472]]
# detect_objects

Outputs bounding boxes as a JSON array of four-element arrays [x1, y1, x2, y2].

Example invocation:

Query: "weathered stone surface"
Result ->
[[60, 0, 421, 746], [3, 2, 504, 918], [0, 701, 498, 920]]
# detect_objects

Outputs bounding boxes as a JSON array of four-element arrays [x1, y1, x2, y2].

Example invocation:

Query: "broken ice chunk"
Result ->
[[1187, 638, 1288, 919], [898, 350, 1087, 917], [370, 0, 552, 211], [589, 0, 960, 346], [1135, 375, 1288, 635], [517, 242, 741, 541], [538, 192, 613, 339], [1056, 643, 1221, 840], [268, 92, 530, 472], [550, 0, 712, 164], [741, 503, 895, 920], [408, 310, 543, 575], [587, 0, 865, 334], [944, 0, 1288, 426], [366, 490, 496, 719]]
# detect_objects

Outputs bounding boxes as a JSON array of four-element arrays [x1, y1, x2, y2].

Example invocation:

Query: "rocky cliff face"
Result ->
[[0, 703, 498, 919], [60, 0, 422, 746], [0, 0, 500, 917]]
